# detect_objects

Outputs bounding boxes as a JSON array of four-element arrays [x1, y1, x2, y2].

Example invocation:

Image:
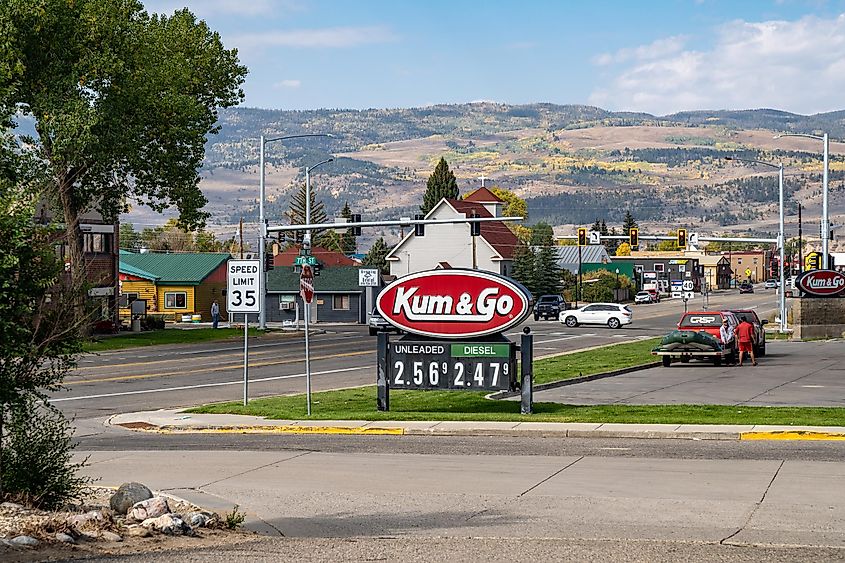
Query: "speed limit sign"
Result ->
[[227, 259, 261, 313]]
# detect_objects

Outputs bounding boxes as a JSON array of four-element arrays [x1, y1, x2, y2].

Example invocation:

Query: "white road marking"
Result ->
[[535, 336, 582, 344], [51, 366, 368, 403]]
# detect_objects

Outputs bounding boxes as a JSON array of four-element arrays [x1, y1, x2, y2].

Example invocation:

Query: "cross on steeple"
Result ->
[[478, 174, 488, 187]]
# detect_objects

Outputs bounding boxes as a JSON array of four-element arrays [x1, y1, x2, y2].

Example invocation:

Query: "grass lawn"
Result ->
[[84, 327, 267, 352], [188, 337, 840, 425]]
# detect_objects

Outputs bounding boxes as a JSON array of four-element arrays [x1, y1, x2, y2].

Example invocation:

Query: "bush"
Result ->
[[141, 314, 166, 331], [582, 283, 613, 303], [1, 399, 91, 509]]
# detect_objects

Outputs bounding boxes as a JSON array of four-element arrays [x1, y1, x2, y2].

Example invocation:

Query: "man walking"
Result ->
[[211, 300, 220, 329], [735, 317, 757, 366]]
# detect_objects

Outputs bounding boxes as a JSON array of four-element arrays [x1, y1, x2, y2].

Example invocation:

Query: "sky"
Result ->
[[145, 0, 845, 115]]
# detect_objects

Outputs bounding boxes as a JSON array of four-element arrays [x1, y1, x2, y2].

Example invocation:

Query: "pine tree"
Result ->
[[591, 218, 602, 233], [531, 222, 562, 296], [362, 237, 391, 275], [285, 182, 329, 246], [420, 157, 459, 214], [622, 210, 638, 235], [511, 242, 536, 297], [340, 201, 357, 254]]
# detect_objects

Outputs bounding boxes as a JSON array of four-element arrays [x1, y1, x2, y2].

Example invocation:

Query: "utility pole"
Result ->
[[239, 217, 244, 259], [798, 203, 803, 275]]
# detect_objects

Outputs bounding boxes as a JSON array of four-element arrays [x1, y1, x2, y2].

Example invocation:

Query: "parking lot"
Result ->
[[533, 340, 845, 407]]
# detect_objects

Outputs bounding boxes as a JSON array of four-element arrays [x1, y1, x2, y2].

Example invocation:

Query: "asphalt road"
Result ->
[[55, 290, 779, 420]]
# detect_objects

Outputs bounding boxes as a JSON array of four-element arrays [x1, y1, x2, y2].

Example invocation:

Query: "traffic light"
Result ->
[[577, 227, 587, 246], [470, 212, 481, 236], [350, 214, 362, 236], [414, 214, 425, 236], [629, 227, 639, 249], [313, 262, 322, 277], [264, 253, 274, 272], [677, 228, 687, 248]]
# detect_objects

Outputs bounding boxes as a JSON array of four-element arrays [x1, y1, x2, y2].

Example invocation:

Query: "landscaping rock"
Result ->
[[110, 482, 153, 514], [130, 496, 170, 521], [124, 525, 152, 538], [141, 513, 192, 536], [1, 502, 24, 510], [100, 531, 123, 542], [187, 512, 210, 528], [55, 532, 75, 544], [67, 509, 107, 529], [11, 535, 39, 546]]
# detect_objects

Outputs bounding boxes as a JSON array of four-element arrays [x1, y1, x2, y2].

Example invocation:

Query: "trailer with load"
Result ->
[[652, 311, 739, 367]]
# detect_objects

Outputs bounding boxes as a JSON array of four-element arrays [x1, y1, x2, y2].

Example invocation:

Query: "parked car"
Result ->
[[739, 281, 754, 294], [730, 309, 767, 356], [645, 288, 661, 302], [763, 279, 779, 289], [634, 291, 654, 304], [676, 310, 739, 363], [561, 303, 633, 329], [368, 308, 401, 336], [533, 294, 568, 320]]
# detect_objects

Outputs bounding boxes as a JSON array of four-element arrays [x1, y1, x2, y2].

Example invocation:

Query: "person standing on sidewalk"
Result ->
[[211, 300, 220, 329], [735, 318, 757, 366]]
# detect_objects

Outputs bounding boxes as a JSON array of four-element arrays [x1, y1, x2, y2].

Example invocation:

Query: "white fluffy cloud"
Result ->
[[273, 79, 301, 89], [589, 14, 845, 115]]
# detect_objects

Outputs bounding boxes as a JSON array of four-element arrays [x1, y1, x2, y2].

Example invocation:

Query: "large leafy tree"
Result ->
[[1, 0, 246, 299], [421, 157, 459, 214]]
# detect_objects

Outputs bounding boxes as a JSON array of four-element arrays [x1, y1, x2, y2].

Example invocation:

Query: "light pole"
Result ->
[[258, 133, 333, 330], [615, 268, 620, 302], [725, 156, 787, 332], [774, 132, 829, 268], [302, 157, 333, 417]]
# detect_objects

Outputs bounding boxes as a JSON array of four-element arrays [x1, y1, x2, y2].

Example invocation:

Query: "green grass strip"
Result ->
[[84, 327, 265, 352]]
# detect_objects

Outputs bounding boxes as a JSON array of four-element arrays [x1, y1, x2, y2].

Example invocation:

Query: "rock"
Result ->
[[141, 513, 192, 536], [55, 532, 76, 544], [110, 482, 153, 515], [67, 509, 107, 529], [187, 512, 210, 528], [124, 525, 153, 538], [0, 501, 24, 510], [11, 535, 39, 546], [130, 496, 170, 521], [100, 531, 123, 542]]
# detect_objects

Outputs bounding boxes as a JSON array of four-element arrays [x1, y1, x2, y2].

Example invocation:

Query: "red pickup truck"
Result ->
[[676, 311, 739, 364]]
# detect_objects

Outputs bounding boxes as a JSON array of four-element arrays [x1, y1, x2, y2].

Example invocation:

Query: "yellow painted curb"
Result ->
[[155, 425, 405, 436], [741, 431, 845, 441]]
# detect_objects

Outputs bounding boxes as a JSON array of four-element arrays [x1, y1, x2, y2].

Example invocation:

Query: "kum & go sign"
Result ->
[[795, 269, 845, 297], [376, 269, 531, 338]]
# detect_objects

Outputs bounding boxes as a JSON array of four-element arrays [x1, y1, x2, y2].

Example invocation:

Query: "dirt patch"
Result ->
[[116, 422, 158, 431]]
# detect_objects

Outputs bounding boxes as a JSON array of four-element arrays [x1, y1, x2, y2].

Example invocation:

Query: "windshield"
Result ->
[[679, 314, 722, 327], [538, 296, 558, 302]]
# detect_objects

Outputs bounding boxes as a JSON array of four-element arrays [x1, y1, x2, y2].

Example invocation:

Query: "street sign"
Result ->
[[589, 230, 601, 245], [359, 268, 380, 287], [300, 263, 315, 304], [689, 232, 699, 246], [682, 280, 694, 291], [227, 260, 261, 313], [376, 269, 531, 339], [294, 255, 318, 266], [745, 268, 752, 278], [683, 291, 695, 300]]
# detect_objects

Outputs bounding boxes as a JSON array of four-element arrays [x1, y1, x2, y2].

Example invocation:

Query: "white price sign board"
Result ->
[[227, 259, 261, 313], [359, 268, 380, 287]]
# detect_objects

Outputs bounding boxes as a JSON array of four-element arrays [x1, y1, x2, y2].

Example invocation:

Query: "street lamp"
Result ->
[[258, 133, 334, 329], [615, 268, 620, 302], [725, 156, 787, 333], [773, 132, 829, 268]]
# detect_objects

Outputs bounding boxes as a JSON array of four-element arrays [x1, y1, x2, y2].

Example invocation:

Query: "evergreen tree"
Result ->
[[511, 242, 536, 297], [119, 223, 140, 250], [600, 220, 608, 236], [420, 157, 459, 214], [622, 211, 638, 235], [591, 218, 602, 233], [340, 201, 357, 254], [531, 222, 562, 296], [362, 237, 390, 275], [285, 183, 330, 246]]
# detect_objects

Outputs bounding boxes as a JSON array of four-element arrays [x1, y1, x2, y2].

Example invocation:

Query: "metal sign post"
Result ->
[[227, 260, 261, 406], [300, 263, 315, 415]]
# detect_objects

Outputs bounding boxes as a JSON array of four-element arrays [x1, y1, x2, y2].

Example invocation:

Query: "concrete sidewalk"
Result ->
[[108, 408, 845, 441]]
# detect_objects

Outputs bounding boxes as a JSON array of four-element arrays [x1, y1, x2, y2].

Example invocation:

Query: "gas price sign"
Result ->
[[388, 340, 517, 392]]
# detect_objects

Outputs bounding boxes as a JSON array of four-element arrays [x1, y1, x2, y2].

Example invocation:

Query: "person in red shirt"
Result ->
[[735, 319, 757, 366]]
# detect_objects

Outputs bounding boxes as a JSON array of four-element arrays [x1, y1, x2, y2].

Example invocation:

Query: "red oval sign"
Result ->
[[796, 269, 845, 297], [376, 269, 531, 338]]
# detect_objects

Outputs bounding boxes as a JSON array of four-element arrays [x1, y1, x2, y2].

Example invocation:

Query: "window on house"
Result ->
[[164, 292, 187, 309], [332, 295, 350, 310], [83, 233, 112, 254], [280, 295, 296, 310]]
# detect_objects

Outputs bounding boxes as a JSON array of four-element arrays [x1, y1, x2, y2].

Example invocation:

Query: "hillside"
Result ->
[[135, 103, 845, 246]]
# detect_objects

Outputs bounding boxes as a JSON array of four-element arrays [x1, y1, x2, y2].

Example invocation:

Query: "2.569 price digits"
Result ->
[[392, 360, 508, 389]]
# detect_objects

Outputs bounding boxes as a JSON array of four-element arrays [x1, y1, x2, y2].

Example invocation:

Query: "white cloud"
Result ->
[[593, 35, 687, 66], [232, 25, 398, 49], [273, 79, 301, 89], [589, 14, 845, 115], [144, 0, 304, 17]]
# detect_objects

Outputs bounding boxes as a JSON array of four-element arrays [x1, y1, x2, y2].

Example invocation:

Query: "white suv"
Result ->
[[561, 303, 633, 329]]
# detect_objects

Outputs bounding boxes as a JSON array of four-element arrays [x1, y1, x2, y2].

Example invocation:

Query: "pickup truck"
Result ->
[[533, 295, 568, 321], [652, 311, 739, 366], [729, 309, 767, 356]]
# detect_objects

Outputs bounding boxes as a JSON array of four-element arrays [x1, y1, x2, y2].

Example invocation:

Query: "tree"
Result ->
[[339, 201, 357, 254], [421, 157, 459, 214], [489, 187, 528, 220], [511, 242, 536, 297], [285, 182, 330, 247], [622, 211, 638, 235], [615, 242, 632, 256], [532, 223, 562, 296], [2, 0, 247, 317], [362, 237, 391, 275], [119, 223, 140, 251], [656, 230, 680, 251]]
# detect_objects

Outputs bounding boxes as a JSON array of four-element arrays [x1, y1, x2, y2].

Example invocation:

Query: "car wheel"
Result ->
[[662, 355, 671, 367], [533, 314, 539, 321], [714, 356, 722, 366], [369, 327, 377, 336], [565, 316, 578, 328], [607, 317, 621, 329]]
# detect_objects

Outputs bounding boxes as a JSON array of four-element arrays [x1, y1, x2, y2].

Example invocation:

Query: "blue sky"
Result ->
[[145, 0, 845, 114]]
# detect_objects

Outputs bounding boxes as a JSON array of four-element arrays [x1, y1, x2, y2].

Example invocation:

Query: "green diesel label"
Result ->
[[450, 343, 510, 358]]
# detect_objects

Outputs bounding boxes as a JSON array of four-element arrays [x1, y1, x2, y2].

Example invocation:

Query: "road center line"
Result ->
[[52, 366, 369, 402]]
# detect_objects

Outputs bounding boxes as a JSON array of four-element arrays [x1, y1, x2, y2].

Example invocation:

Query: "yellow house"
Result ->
[[119, 251, 230, 322]]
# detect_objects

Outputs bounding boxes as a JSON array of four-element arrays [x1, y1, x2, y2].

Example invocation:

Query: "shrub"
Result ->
[[141, 314, 166, 331]]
